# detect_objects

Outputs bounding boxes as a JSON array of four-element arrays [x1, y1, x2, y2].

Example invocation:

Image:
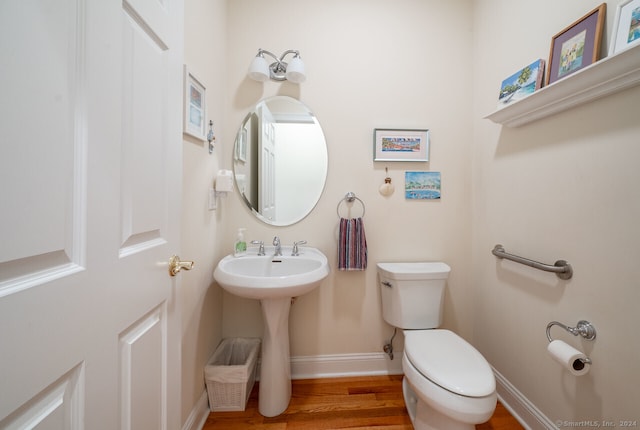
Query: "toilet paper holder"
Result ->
[[546, 320, 596, 365], [546, 320, 596, 343]]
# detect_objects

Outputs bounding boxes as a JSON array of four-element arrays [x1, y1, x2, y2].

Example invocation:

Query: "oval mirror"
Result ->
[[233, 96, 328, 226]]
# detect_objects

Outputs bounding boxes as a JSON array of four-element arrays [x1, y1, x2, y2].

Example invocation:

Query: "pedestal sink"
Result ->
[[213, 246, 329, 417]]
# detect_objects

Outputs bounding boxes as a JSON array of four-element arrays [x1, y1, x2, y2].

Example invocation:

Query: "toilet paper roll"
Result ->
[[547, 340, 590, 376], [215, 170, 234, 193]]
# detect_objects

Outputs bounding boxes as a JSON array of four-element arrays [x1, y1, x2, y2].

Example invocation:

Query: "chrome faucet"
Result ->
[[251, 240, 265, 256], [273, 236, 282, 256], [292, 240, 307, 256]]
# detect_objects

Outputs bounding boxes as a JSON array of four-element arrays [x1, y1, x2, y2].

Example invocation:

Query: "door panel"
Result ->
[[121, 3, 169, 253], [0, 0, 85, 297], [1, 364, 84, 430], [120, 305, 165, 430], [258, 105, 276, 220]]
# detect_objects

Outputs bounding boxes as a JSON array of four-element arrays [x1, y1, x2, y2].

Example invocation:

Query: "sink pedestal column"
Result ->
[[258, 297, 292, 417]]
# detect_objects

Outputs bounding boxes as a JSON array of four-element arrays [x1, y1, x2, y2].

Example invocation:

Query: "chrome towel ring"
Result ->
[[337, 192, 365, 218]]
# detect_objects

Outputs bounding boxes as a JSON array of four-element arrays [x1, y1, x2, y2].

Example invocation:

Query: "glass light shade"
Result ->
[[285, 56, 306, 83], [248, 56, 270, 82]]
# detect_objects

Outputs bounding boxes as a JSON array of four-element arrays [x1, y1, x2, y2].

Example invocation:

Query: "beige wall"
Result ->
[[182, 0, 640, 426], [473, 0, 640, 425], [221, 0, 475, 357], [181, 0, 227, 422]]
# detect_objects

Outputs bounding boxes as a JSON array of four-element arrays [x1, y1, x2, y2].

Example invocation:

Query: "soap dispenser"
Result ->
[[234, 228, 247, 257]]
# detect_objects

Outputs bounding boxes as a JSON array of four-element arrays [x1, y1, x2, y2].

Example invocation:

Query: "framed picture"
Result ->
[[373, 129, 429, 162], [610, 0, 640, 55], [405, 171, 441, 200], [546, 4, 606, 85], [497, 59, 545, 107], [183, 65, 207, 141]]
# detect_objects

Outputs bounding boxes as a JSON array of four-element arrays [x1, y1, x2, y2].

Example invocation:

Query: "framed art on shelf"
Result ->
[[546, 3, 606, 85], [497, 59, 545, 107], [373, 129, 429, 162], [610, 0, 640, 55], [183, 65, 207, 141]]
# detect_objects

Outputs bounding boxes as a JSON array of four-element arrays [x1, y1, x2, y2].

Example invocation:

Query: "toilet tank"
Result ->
[[377, 262, 451, 329]]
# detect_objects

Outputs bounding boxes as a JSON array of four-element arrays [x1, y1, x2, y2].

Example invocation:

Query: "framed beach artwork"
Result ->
[[373, 129, 429, 162], [405, 171, 441, 200], [610, 0, 640, 55], [183, 65, 207, 141], [497, 59, 545, 107], [546, 4, 606, 85]]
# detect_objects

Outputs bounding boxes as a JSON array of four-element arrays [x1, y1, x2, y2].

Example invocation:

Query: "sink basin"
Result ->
[[213, 246, 329, 299], [213, 245, 330, 417]]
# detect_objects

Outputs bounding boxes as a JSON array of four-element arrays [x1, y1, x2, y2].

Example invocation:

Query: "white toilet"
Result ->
[[377, 262, 497, 430]]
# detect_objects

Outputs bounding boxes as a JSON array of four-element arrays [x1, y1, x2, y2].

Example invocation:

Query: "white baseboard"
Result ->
[[182, 390, 209, 430], [493, 367, 556, 430], [290, 352, 404, 379]]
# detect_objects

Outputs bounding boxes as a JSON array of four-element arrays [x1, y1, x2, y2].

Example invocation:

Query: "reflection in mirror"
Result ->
[[233, 96, 328, 226]]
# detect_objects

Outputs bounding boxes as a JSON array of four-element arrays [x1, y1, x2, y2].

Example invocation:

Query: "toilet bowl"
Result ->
[[376, 262, 497, 429], [401, 330, 496, 430]]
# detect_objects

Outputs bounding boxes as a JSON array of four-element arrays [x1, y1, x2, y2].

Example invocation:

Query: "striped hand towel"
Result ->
[[338, 217, 367, 271]]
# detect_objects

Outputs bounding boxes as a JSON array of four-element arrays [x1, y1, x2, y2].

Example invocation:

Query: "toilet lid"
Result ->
[[404, 330, 495, 397]]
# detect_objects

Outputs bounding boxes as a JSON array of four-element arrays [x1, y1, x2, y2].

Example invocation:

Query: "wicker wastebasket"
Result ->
[[204, 337, 261, 412]]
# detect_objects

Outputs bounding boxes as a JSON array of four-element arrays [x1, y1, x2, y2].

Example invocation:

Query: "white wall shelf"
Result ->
[[484, 43, 640, 127]]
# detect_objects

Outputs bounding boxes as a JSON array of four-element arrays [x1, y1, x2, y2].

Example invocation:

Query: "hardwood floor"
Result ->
[[203, 375, 523, 429]]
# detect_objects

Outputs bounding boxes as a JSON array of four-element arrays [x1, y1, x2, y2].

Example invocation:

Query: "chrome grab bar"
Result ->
[[492, 244, 573, 279]]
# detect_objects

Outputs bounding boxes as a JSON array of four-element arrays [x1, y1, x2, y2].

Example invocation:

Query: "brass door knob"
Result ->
[[169, 255, 194, 276]]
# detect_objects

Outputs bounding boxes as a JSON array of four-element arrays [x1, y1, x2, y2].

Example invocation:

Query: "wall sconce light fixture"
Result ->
[[247, 49, 306, 83]]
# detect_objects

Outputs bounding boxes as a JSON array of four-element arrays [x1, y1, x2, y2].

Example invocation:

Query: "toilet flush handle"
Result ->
[[382, 281, 392, 288]]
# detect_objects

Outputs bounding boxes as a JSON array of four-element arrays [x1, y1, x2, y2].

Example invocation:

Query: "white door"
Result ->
[[0, 1, 184, 429], [258, 105, 276, 221]]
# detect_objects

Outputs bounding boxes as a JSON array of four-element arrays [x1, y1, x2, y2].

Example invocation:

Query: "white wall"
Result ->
[[274, 123, 327, 222], [472, 0, 640, 424]]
